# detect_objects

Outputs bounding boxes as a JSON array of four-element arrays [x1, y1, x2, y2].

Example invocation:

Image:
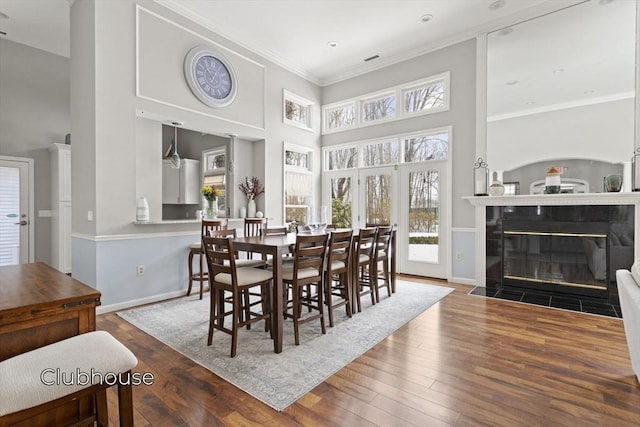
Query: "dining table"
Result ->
[[231, 227, 396, 354]]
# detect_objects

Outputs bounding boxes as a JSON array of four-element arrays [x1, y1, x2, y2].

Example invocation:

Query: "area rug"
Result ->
[[117, 280, 453, 411]]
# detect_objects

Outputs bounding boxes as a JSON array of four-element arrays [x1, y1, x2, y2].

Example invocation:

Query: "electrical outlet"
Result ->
[[137, 265, 145, 276], [455, 252, 462, 261], [87, 211, 93, 221]]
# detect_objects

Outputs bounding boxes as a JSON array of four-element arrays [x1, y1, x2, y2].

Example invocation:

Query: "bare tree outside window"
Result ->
[[362, 140, 399, 167], [327, 146, 357, 170], [326, 104, 356, 130], [285, 100, 309, 126], [404, 82, 445, 114], [405, 133, 448, 162], [285, 150, 309, 169], [366, 174, 391, 225], [362, 95, 395, 122]]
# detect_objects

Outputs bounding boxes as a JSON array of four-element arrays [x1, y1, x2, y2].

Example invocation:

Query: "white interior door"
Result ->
[[324, 170, 358, 228], [398, 160, 448, 278], [0, 157, 34, 265]]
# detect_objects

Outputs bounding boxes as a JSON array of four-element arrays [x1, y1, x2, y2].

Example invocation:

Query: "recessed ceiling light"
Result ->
[[0, 12, 9, 19], [505, 80, 518, 85], [421, 14, 433, 23], [489, 0, 506, 11], [327, 41, 338, 48], [552, 68, 564, 74], [599, 0, 615, 5], [583, 90, 595, 95], [525, 101, 535, 105], [498, 27, 513, 36]]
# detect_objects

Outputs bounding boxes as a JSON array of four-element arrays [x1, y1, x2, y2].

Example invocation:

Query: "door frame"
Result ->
[[357, 165, 397, 228], [0, 155, 35, 263]]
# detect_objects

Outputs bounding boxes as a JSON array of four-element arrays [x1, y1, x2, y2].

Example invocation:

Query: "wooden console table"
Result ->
[[0, 262, 101, 425]]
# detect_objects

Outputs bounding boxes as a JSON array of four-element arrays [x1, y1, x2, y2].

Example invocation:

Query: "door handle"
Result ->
[[14, 220, 28, 226]]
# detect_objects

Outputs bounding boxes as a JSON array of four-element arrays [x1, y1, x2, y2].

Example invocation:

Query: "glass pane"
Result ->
[[404, 133, 448, 162], [362, 95, 395, 122], [330, 176, 352, 228], [362, 140, 399, 167], [285, 99, 309, 126], [205, 152, 225, 170], [285, 150, 309, 169], [203, 174, 226, 216], [408, 170, 439, 263], [365, 174, 391, 225], [327, 147, 358, 170], [403, 81, 445, 113], [286, 206, 309, 224], [325, 103, 356, 130], [0, 166, 20, 266]]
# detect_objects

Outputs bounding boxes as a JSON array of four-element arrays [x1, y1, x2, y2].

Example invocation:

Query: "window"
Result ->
[[284, 145, 313, 224], [362, 140, 399, 167], [283, 90, 314, 131], [403, 132, 449, 162], [203, 148, 227, 216], [322, 72, 450, 134], [403, 80, 445, 114], [324, 102, 356, 131], [325, 146, 357, 171], [361, 93, 395, 123]]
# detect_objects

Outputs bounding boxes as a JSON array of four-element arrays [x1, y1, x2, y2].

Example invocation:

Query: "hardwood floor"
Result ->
[[99, 276, 640, 426]]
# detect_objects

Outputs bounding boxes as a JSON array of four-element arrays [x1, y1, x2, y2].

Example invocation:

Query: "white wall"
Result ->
[[0, 39, 71, 265]]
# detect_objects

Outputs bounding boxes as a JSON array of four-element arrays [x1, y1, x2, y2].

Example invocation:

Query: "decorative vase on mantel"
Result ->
[[247, 199, 257, 218], [206, 198, 218, 219]]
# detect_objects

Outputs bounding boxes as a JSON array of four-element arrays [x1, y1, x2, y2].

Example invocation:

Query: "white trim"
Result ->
[[322, 72, 450, 135], [449, 277, 476, 286], [452, 227, 476, 233], [135, 6, 266, 131], [72, 231, 199, 242], [475, 34, 487, 162], [464, 192, 640, 207], [487, 92, 636, 123], [97, 289, 187, 314]]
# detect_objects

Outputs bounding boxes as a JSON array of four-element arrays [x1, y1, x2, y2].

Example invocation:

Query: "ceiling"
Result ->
[[0, 0, 587, 86]]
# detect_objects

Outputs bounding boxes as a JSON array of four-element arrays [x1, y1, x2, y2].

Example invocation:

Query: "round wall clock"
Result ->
[[184, 46, 237, 108]]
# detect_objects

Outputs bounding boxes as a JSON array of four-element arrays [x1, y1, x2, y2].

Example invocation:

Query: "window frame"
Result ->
[[321, 72, 450, 134], [202, 147, 228, 217], [283, 89, 315, 132], [283, 143, 314, 224]]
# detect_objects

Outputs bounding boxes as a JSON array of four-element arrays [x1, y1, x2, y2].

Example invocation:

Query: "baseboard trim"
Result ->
[[97, 289, 187, 314], [449, 276, 477, 286]]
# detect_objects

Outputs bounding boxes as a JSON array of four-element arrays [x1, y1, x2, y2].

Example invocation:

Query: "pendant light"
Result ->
[[170, 121, 184, 169]]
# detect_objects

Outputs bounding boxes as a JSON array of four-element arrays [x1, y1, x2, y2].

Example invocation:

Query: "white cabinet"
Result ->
[[162, 159, 201, 204], [49, 143, 72, 273]]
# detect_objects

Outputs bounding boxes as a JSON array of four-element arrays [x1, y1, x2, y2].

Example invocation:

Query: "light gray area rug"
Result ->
[[117, 280, 453, 411]]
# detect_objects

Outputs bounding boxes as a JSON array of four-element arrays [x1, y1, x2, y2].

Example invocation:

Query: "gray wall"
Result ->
[[0, 39, 71, 265]]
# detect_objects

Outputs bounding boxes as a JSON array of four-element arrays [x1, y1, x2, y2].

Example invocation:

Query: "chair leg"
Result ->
[[317, 281, 326, 335], [342, 272, 352, 318], [243, 290, 251, 330], [117, 379, 134, 427], [199, 253, 204, 300], [95, 388, 108, 427], [187, 250, 195, 296], [208, 287, 218, 346], [231, 291, 240, 357], [293, 285, 301, 345]]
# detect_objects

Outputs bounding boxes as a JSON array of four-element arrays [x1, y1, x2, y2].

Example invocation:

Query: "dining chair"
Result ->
[[202, 236, 273, 357], [244, 218, 267, 259], [188, 219, 228, 299], [296, 224, 311, 233], [354, 227, 378, 312], [208, 229, 266, 330], [371, 225, 393, 303], [282, 233, 329, 345], [324, 229, 354, 327]]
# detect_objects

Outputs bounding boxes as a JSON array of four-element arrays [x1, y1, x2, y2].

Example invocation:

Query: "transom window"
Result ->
[[283, 90, 314, 131], [323, 128, 450, 171], [322, 72, 450, 134]]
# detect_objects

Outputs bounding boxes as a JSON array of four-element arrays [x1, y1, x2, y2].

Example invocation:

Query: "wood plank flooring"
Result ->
[[99, 276, 640, 426]]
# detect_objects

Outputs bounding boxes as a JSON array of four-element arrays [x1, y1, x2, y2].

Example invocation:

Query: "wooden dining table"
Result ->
[[231, 227, 396, 354]]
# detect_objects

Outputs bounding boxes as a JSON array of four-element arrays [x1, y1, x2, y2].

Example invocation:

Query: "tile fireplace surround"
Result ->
[[464, 193, 640, 315]]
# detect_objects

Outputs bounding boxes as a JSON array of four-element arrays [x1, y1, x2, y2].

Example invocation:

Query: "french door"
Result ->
[[0, 157, 34, 266], [398, 160, 448, 278], [324, 167, 397, 228]]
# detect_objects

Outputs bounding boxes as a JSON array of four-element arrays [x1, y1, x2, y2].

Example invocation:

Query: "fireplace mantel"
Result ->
[[464, 193, 640, 287]]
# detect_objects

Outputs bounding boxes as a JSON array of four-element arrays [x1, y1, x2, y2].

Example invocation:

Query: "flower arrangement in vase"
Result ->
[[238, 176, 264, 217], [201, 185, 221, 219]]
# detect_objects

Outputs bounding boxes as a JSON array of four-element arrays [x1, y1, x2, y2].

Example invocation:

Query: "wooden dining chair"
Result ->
[[188, 219, 228, 299], [371, 225, 393, 303], [324, 229, 354, 327], [202, 236, 273, 357], [354, 227, 378, 312], [244, 218, 267, 259], [282, 233, 329, 345]]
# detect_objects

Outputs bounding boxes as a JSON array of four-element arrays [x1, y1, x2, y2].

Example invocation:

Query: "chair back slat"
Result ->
[[293, 233, 329, 281], [327, 229, 353, 269], [375, 225, 393, 257], [261, 227, 288, 236], [202, 236, 235, 278], [244, 218, 266, 237], [202, 219, 228, 237], [356, 228, 377, 262]]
